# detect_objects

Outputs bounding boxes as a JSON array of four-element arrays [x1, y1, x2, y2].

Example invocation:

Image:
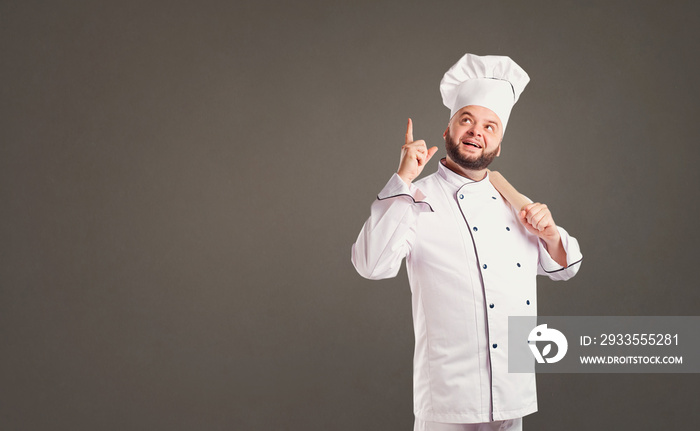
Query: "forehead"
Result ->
[[453, 105, 502, 126]]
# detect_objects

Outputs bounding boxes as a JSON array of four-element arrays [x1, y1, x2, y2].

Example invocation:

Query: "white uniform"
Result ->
[[352, 160, 582, 424]]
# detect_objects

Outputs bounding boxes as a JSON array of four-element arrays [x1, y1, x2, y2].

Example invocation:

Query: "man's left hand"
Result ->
[[518, 203, 567, 267], [518, 203, 559, 242]]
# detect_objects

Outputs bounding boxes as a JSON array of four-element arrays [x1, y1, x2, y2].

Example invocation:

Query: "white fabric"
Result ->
[[352, 161, 582, 423], [440, 54, 530, 129], [414, 417, 522, 431]]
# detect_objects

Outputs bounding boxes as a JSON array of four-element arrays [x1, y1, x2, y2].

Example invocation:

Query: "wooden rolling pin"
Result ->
[[488, 170, 531, 212]]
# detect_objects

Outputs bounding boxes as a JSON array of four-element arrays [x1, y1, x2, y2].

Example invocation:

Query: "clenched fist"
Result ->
[[518, 203, 567, 267], [397, 118, 439, 185], [518, 203, 559, 242]]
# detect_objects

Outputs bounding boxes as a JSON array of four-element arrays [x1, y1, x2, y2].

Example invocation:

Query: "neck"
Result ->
[[443, 157, 488, 182]]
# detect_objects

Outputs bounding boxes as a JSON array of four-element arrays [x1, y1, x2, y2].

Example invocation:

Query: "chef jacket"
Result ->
[[351, 160, 583, 424]]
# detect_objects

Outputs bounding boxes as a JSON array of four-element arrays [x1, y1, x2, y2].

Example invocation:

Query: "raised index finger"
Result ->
[[405, 118, 413, 145]]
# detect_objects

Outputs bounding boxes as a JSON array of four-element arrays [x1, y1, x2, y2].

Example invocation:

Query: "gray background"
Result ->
[[2, 0, 698, 429]]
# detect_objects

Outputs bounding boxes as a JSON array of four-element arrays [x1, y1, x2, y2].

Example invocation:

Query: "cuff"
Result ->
[[538, 226, 583, 273], [377, 173, 434, 212]]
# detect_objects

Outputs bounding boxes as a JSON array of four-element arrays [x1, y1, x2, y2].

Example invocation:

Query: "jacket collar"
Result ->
[[438, 158, 490, 189]]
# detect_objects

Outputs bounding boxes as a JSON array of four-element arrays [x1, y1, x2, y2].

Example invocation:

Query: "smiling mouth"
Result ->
[[462, 140, 482, 149]]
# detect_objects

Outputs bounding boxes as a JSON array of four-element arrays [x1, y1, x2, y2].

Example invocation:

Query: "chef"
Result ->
[[351, 53, 583, 431]]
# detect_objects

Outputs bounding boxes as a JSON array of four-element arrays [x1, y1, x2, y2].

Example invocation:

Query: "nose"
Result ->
[[467, 124, 482, 137]]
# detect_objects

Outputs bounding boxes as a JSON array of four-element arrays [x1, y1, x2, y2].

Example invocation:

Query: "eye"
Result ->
[[461, 117, 472, 124], [486, 124, 494, 131]]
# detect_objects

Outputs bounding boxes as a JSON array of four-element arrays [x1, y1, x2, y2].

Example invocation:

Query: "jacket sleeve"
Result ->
[[537, 226, 583, 281], [351, 173, 434, 280]]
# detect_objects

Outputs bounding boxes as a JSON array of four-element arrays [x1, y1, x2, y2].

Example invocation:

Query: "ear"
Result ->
[[443, 126, 449, 139], [496, 143, 502, 157]]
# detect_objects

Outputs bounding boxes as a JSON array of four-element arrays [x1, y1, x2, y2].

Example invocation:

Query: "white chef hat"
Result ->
[[440, 53, 530, 131]]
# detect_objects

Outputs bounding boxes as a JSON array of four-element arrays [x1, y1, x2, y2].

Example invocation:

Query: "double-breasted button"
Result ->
[[473, 226, 478, 231], [526, 300, 531, 305], [459, 194, 464, 199], [483, 264, 487, 269], [517, 263, 521, 267], [489, 303, 494, 309], [506, 227, 511, 231], [492, 344, 498, 349]]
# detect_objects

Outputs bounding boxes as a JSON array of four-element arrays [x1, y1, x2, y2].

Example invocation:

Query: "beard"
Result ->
[[445, 135, 499, 171]]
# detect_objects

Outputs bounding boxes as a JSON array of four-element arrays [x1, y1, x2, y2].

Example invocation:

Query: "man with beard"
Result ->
[[351, 54, 583, 431]]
